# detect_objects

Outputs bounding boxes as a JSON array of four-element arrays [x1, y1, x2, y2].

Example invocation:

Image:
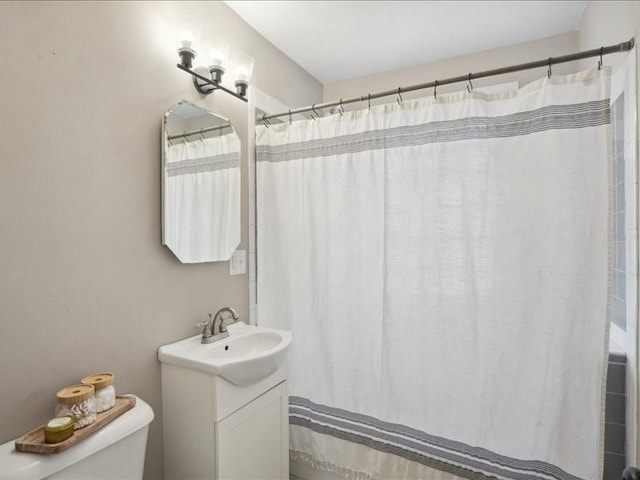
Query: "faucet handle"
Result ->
[[196, 314, 213, 337]]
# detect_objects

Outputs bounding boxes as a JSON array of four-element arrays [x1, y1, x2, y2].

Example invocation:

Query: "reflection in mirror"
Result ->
[[162, 101, 240, 263]]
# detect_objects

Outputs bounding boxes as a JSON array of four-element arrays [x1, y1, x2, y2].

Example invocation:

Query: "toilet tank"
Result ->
[[0, 395, 154, 480]]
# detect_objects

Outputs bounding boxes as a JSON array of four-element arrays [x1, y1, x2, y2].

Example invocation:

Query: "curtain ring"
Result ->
[[466, 73, 473, 93], [396, 88, 403, 105], [368, 93, 371, 110], [547, 57, 552, 78], [339, 99, 344, 115], [261, 113, 270, 128], [199, 129, 205, 141], [311, 104, 319, 120], [288, 109, 293, 125], [433, 80, 438, 99], [598, 46, 604, 70]]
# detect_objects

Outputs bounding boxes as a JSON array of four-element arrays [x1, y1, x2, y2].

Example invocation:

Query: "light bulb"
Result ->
[[176, 15, 201, 53], [205, 36, 230, 70], [178, 30, 194, 50], [230, 52, 255, 84]]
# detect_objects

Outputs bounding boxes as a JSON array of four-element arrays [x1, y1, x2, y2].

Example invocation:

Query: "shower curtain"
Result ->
[[163, 133, 240, 263], [256, 69, 611, 480]]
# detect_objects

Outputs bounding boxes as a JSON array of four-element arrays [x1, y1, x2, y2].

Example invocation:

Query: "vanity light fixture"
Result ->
[[175, 17, 253, 102]]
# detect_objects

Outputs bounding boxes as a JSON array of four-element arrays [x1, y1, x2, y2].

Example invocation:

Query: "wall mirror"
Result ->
[[162, 101, 240, 263]]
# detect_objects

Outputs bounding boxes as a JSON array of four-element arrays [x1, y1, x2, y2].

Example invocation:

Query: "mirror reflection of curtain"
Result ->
[[257, 69, 611, 480], [164, 134, 240, 263]]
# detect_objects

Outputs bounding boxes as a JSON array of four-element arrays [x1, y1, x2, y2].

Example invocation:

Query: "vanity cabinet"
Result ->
[[217, 383, 288, 479], [161, 362, 289, 480]]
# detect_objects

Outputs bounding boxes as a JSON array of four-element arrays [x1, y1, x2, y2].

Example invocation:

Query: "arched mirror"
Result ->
[[162, 101, 240, 263]]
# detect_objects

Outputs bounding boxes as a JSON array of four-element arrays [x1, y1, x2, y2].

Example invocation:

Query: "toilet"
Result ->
[[0, 395, 154, 480]]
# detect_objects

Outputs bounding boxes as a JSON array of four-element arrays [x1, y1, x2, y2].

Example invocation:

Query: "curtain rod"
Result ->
[[261, 38, 635, 122], [167, 122, 233, 142]]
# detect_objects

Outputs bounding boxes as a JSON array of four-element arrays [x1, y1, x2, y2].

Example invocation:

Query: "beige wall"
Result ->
[[579, 1, 639, 139], [579, 1, 639, 69], [324, 32, 580, 108], [0, 2, 321, 479]]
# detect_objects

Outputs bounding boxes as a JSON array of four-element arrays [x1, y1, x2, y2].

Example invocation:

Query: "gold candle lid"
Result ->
[[81, 373, 114, 391], [45, 416, 74, 432], [56, 384, 95, 405]]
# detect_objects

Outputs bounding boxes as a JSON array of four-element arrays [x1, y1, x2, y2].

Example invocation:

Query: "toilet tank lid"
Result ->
[[0, 395, 154, 480]]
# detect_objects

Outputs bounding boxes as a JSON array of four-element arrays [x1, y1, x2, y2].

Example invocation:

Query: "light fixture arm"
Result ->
[[177, 64, 248, 102]]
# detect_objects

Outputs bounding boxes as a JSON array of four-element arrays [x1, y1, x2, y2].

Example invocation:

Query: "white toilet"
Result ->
[[0, 395, 154, 480]]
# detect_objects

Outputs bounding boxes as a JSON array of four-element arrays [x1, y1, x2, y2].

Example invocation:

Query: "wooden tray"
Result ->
[[15, 395, 136, 454]]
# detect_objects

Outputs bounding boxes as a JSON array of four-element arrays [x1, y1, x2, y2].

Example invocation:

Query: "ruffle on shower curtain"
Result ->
[[257, 68, 612, 480]]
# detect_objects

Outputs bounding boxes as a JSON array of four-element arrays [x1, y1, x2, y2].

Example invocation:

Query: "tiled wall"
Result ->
[[606, 73, 638, 477], [605, 352, 626, 479], [612, 94, 626, 332]]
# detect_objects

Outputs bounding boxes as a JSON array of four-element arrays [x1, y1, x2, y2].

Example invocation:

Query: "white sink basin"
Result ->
[[158, 323, 292, 386]]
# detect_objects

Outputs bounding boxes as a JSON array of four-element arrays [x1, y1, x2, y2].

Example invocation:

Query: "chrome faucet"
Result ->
[[196, 307, 240, 344]]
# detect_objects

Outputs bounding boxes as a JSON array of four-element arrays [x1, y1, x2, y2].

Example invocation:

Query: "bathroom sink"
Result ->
[[158, 323, 292, 386]]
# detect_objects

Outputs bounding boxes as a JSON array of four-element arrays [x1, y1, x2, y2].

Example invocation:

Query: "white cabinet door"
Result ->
[[217, 381, 288, 480]]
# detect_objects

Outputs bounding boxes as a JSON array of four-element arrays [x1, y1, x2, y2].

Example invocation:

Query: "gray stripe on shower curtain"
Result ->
[[256, 99, 609, 163], [166, 152, 240, 176], [290, 396, 583, 480]]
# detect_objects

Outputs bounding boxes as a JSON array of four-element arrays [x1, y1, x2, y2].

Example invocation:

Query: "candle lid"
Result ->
[[45, 416, 74, 432]]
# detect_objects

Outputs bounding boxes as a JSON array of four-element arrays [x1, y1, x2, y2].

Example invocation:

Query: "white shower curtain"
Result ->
[[164, 134, 240, 263], [256, 69, 611, 480]]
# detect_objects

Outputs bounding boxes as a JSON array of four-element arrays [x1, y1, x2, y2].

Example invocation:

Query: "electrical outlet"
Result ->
[[229, 250, 246, 276]]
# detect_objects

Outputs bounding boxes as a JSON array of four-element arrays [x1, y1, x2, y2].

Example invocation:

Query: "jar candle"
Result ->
[[81, 373, 115, 413], [55, 384, 96, 430], [44, 416, 74, 444]]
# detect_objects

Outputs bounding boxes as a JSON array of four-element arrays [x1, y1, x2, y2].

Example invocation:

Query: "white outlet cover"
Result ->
[[229, 250, 246, 276]]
